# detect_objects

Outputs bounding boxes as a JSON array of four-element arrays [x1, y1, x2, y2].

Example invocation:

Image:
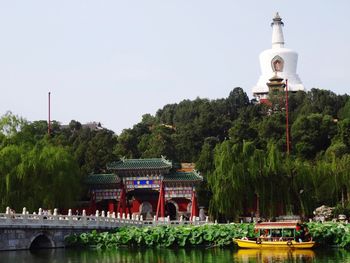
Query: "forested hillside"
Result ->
[[1, 87, 350, 219]]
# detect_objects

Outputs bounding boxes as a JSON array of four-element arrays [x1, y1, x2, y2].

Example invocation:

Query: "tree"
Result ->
[[0, 112, 27, 137], [141, 125, 176, 160], [84, 129, 117, 173], [196, 137, 219, 208], [114, 129, 139, 158], [338, 99, 350, 120], [338, 119, 350, 149], [226, 87, 250, 120], [291, 114, 337, 158], [0, 140, 81, 211], [299, 88, 348, 117]]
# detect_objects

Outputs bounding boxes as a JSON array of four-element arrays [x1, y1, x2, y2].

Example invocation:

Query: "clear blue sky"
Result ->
[[0, 1, 349, 134]]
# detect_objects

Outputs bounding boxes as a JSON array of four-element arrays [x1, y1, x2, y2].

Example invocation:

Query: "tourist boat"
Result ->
[[234, 221, 316, 249]]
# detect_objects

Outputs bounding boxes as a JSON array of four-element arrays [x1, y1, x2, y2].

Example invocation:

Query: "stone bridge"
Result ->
[[0, 207, 208, 250]]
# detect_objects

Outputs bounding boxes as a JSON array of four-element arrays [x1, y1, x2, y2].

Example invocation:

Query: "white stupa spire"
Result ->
[[271, 12, 284, 48], [252, 13, 305, 100]]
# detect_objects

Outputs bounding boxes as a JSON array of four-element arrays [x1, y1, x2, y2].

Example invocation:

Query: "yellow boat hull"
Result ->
[[234, 249, 315, 261], [234, 239, 316, 249]]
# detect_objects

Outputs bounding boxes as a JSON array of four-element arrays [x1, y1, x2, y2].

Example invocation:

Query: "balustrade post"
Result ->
[[38, 208, 44, 225], [111, 212, 116, 226], [68, 209, 73, 226], [5, 207, 11, 224], [95, 210, 100, 227], [107, 211, 111, 227], [106, 212, 110, 227], [153, 215, 157, 226], [82, 210, 87, 226], [53, 208, 59, 225], [22, 207, 27, 223], [101, 211, 105, 227]]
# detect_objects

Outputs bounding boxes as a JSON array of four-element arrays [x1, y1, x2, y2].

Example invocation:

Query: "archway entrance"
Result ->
[[29, 234, 54, 250], [165, 202, 177, 220]]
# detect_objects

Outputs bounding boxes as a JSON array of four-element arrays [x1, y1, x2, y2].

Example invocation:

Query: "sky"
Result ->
[[0, 1, 349, 134]]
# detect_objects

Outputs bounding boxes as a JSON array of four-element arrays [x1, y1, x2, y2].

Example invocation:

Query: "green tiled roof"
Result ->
[[164, 171, 203, 182], [85, 174, 120, 185], [107, 157, 172, 170]]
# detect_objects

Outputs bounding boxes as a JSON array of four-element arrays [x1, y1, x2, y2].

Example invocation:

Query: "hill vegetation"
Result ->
[[1, 87, 350, 220]]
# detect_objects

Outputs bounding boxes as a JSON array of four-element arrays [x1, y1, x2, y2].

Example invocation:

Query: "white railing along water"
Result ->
[[0, 207, 209, 229]]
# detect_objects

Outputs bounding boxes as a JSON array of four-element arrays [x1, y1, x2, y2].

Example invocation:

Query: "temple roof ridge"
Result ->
[[164, 170, 203, 182], [85, 173, 120, 184], [107, 157, 173, 170]]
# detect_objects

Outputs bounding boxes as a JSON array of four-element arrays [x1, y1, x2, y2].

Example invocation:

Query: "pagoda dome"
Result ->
[[253, 13, 305, 100]]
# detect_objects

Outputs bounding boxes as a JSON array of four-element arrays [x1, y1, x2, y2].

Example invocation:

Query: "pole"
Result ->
[[48, 92, 51, 136], [285, 79, 290, 154]]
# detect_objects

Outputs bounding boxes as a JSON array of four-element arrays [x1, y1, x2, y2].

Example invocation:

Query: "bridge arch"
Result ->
[[29, 232, 55, 250]]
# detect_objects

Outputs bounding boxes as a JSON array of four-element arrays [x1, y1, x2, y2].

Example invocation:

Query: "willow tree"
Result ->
[[293, 159, 316, 216], [339, 155, 350, 205], [326, 153, 350, 207], [0, 140, 81, 212], [208, 140, 260, 220], [0, 144, 23, 209], [246, 148, 267, 217]]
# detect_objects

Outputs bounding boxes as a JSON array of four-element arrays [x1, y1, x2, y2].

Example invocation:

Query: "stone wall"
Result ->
[[0, 226, 86, 251]]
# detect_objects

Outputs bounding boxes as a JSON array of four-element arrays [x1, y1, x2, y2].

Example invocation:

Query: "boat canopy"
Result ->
[[255, 221, 301, 230]]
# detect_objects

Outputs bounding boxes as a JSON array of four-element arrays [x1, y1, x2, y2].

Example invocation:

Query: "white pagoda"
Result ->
[[252, 13, 305, 101]]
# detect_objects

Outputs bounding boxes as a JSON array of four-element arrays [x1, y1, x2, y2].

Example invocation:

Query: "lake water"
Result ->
[[1, 248, 350, 263]]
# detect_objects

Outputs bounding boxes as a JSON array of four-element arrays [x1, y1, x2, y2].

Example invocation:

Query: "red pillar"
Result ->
[[117, 182, 127, 215], [156, 181, 165, 219], [190, 189, 198, 220]]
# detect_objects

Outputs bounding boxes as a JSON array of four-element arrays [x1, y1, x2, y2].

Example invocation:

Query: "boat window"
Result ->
[[283, 229, 294, 237], [271, 229, 282, 237]]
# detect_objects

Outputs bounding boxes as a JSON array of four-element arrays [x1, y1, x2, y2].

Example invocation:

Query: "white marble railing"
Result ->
[[0, 207, 208, 228]]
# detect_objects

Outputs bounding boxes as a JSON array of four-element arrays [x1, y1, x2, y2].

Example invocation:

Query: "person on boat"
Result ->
[[260, 229, 271, 241], [303, 228, 312, 242], [298, 226, 312, 242]]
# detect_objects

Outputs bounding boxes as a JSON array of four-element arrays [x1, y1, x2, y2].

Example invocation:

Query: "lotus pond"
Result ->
[[66, 222, 350, 249], [5, 222, 350, 263]]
